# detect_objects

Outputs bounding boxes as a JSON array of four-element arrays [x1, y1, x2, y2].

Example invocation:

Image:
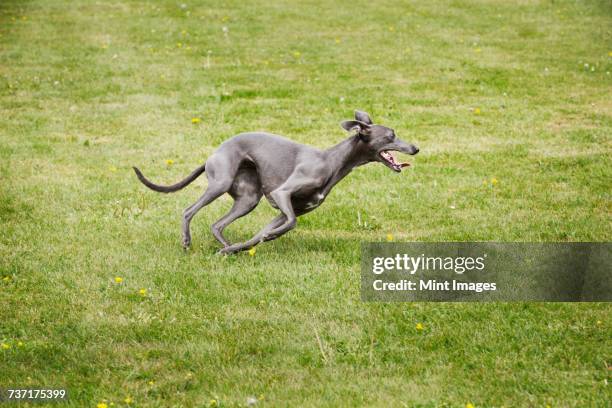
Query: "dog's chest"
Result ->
[[266, 191, 326, 211], [266, 191, 325, 212], [301, 192, 326, 210]]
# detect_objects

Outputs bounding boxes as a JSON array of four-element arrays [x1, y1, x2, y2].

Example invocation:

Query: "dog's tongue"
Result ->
[[382, 151, 411, 170]]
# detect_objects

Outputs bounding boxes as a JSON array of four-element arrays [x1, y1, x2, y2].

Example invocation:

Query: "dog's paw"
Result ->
[[182, 238, 191, 249], [218, 245, 240, 255]]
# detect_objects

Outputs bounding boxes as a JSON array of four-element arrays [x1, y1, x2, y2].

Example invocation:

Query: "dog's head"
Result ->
[[341, 110, 419, 172]]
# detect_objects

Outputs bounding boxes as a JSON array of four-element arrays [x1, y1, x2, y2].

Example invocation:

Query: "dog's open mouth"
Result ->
[[380, 151, 410, 172]]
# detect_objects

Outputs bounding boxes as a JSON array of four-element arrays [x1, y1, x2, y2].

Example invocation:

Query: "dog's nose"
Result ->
[[412, 146, 419, 154]]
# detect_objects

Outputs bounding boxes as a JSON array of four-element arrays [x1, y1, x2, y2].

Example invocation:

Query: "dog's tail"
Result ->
[[133, 163, 206, 193]]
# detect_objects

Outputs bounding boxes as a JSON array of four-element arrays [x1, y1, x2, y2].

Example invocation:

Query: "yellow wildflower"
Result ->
[[491, 178, 498, 185], [191, 117, 201, 124], [114, 277, 123, 284], [473, 107, 481, 115], [139, 288, 147, 297], [292, 51, 301, 58], [1, 343, 10, 349], [17, 341, 24, 347], [248, 247, 256, 256], [466, 404, 475, 408], [124, 396, 133, 404], [386, 233, 394, 242], [165, 159, 174, 166], [97, 403, 108, 408], [415, 323, 424, 330]]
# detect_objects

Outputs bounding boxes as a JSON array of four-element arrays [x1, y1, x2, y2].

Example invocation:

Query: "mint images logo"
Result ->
[[372, 253, 486, 275], [361, 243, 611, 302]]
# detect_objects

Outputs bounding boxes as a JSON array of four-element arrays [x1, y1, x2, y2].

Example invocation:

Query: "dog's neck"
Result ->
[[322, 135, 369, 194]]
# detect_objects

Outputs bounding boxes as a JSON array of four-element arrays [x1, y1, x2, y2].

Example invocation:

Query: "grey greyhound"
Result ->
[[133, 110, 419, 254]]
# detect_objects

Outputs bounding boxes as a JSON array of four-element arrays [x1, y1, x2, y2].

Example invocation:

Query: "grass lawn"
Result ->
[[1, 0, 611, 406]]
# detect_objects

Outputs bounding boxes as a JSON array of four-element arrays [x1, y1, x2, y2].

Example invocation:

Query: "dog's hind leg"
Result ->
[[211, 195, 261, 247], [211, 169, 262, 247], [182, 186, 227, 248], [181, 154, 238, 248]]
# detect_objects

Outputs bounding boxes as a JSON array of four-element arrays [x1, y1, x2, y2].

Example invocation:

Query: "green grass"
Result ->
[[1, 0, 611, 406]]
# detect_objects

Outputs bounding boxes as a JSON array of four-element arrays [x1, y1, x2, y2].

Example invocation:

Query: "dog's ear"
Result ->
[[340, 120, 372, 141], [354, 110, 373, 125]]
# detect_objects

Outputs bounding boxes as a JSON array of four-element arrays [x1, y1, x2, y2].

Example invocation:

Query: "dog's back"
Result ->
[[215, 132, 324, 180]]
